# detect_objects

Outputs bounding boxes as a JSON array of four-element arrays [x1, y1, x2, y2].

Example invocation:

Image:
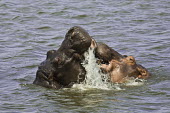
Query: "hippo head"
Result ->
[[33, 26, 92, 89], [59, 26, 92, 55], [33, 50, 65, 89]]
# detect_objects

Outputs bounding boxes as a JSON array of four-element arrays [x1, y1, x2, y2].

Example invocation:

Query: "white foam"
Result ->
[[124, 78, 146, 86], [81, 48, 110, 89]]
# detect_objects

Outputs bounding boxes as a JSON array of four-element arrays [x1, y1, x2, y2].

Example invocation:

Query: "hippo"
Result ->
[[93, 42, 151, 83], [33, 26, 151, 89], [33, 26, 92, 89], [100, 55, 151, 83]]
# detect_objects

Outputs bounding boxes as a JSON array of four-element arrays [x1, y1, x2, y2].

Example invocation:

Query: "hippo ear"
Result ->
[[46, 50, 56, 60]]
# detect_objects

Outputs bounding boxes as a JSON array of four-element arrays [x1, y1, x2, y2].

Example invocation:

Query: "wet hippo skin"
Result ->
[[94, 42, 124, 63], [33, 26, 92, 89], [33, 26, 151, 88], [99, 54, 151, 83]]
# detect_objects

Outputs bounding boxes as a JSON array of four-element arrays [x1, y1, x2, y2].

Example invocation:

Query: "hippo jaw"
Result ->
[[33, 58, 61, 89], [33, 49, 65, 89]]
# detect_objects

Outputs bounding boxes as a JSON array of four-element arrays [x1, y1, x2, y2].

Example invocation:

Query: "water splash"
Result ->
[[124, 78, 146, 86], [72, 48, 121, 90], [81, 48, 112, 90], [72, 48, 146, 91]]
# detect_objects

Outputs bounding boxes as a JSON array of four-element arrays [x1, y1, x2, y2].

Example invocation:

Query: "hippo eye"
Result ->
[[101, 61, 109, 65], [123, 55, 128, 58]]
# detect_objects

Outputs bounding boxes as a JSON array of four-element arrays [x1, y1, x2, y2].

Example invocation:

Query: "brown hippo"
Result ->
[[86, 38, 151, 83], [33, 26, 92, 89], [100, 55, 151, 83]]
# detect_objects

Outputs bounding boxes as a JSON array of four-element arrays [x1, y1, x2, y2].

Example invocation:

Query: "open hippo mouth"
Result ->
[[94, 42, 124, 64]]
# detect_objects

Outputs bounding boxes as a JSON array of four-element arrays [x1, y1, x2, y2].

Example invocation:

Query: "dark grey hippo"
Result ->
[[33, 26, 92, 89]]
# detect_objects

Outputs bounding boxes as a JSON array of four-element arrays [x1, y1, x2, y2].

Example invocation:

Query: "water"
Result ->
[[0, 0, 170, 112], [80, 48, 112, 90]]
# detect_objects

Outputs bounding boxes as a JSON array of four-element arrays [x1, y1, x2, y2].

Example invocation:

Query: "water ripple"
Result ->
[[0, 0, 170, 112]]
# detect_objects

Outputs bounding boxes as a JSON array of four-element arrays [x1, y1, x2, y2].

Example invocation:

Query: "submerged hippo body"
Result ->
[[33, 26, 92, 89]]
